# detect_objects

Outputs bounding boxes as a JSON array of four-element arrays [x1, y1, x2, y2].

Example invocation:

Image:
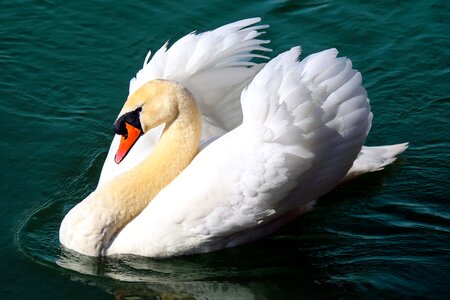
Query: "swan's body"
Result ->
[[60, 18, 407, 257]]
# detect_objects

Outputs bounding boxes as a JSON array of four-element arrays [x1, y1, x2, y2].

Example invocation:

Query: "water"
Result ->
[[1, 1, 449, 299]]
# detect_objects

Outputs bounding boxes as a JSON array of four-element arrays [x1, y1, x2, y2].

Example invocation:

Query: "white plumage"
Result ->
[[61, 18, 407, 257]]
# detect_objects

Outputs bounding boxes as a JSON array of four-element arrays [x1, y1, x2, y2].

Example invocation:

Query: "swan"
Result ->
[[59, 18, 407, 257]]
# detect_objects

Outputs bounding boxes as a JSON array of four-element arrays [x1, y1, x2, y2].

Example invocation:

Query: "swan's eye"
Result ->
[[114, 107, 143, 138]]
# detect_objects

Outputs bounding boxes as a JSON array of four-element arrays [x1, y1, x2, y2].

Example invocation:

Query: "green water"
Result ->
[[1, 1, 449, 299]]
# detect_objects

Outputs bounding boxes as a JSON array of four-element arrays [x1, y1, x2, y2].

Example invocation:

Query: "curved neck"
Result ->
[[123, 96, 202, 200], [95, 92, 201, 251]]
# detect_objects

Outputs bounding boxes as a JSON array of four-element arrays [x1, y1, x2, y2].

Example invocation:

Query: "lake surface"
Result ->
[[1, 1, 449, 299]]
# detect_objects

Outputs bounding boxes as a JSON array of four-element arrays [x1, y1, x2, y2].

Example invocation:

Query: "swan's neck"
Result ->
[[110, 95, 201, 208], [84, 91, 200, 254]]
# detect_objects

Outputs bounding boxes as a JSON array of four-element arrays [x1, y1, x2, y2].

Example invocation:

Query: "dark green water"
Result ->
[[1, 1, 449, 299]]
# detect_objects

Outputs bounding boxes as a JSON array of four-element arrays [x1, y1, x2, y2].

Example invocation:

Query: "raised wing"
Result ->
[[206, 46, 372, 238], [129, 17, 271, 130]]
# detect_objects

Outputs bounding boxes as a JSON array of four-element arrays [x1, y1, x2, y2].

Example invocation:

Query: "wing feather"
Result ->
[[129, 17, 271, 130]]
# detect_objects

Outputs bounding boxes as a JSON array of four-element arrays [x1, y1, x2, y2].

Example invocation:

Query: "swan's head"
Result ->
[[113, 79, 193, 164]]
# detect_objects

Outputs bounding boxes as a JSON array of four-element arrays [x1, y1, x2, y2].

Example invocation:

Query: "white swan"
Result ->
[[59, 18, 407, 257]]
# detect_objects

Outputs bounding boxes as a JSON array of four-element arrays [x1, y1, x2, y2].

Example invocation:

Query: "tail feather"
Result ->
[[342, 142, 408, 182]]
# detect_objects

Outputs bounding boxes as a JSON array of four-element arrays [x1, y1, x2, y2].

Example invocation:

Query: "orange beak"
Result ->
[[115, 122, 142, 164]]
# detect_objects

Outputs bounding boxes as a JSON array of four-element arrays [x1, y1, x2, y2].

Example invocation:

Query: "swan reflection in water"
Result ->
[[56, 238, 324, 299]]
